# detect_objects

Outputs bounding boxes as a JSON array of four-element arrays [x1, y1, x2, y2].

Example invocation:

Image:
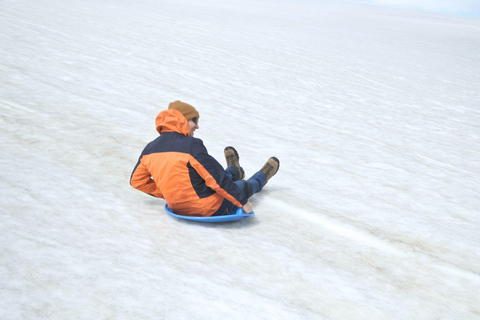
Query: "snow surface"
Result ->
[[352, 0, 480, 18], [1, 0, 480, 319]]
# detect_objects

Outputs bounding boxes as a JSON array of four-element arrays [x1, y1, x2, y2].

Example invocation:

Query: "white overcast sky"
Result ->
[[351, 0, 480, 17]]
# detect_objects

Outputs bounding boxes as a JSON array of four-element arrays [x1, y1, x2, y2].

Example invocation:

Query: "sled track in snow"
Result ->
[[268, 197, 480, 283]]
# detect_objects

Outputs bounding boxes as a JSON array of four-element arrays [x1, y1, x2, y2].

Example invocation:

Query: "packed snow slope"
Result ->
[[1, 0, 480, 319]]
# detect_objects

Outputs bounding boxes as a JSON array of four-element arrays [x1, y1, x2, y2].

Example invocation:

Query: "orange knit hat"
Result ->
[[168, 100, 199, 121]]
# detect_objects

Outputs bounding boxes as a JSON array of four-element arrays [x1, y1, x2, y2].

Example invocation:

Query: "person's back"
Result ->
[[131, 105, 246, 216], [130, 100, 280, 217]]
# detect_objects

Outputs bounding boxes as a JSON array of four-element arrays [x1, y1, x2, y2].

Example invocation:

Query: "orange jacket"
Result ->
[[130, 109, 247, 216]]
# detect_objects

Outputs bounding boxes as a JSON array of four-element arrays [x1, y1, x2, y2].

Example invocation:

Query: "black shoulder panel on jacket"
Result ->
[[141, 132, 194, 156]]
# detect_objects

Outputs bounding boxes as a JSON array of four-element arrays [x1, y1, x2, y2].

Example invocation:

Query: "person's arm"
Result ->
[[189, 139, 247, 207], [130, 158, 164, 198]]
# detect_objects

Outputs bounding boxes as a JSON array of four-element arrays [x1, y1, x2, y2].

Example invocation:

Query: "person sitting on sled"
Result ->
[[130, 100, 280, 216]]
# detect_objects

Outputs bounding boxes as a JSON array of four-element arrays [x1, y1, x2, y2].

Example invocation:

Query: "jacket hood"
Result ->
[[156, 109, 191, 136]]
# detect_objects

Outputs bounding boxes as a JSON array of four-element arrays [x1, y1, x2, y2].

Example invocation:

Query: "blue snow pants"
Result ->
[[212, 165, 266, 216]]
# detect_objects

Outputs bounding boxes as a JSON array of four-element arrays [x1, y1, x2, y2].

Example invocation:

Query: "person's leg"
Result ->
[[225, 165, 242, 181], [236, 171, 266, 198], [212, 171, 267, 216], [214, 157, 279, 216]]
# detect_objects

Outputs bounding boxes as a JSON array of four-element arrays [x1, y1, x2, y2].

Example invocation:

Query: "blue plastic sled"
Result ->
[[165, 204, 254, 222]]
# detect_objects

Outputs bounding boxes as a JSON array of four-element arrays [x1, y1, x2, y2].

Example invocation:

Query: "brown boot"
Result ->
[[224, 146, 245, 180], [260, 157, 280, 185]]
